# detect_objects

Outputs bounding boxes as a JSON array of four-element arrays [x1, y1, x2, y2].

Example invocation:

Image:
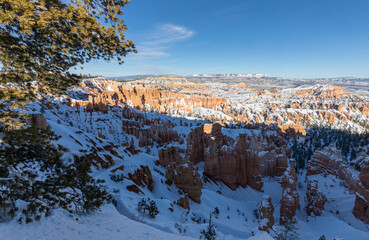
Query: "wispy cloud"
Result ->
[[213, 3, 249, 17], [133, 24, 194, 59]]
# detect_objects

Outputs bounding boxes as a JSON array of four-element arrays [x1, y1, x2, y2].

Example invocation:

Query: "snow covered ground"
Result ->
[[3, 93, 369, 240]]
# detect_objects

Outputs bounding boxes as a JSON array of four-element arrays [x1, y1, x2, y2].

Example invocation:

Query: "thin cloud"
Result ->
[[213, 3, 249, 16], [134, 24, 195, 59], [144, 24, 194, 46], [137, 46, 169, 58]]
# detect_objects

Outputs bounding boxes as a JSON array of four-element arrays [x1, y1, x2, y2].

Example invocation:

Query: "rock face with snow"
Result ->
[[86, 95, 108, 112], [353, 162, 369, 224], [158, 146, 182, 167], [280, 164, 299, 225], [128, 165, 153, 192], [306, 146, 346, 177], [258, 195, 274, 233], [307, 146, 369, 224], [165, 159, 203, 203], [306, 180, 327, 216], [122, 108, 180, 148], [186, 123, 288, 190], [176, 195, 190, 210]]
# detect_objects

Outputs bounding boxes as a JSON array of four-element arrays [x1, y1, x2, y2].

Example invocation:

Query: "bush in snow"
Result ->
[[110, 173, 124, 183], [212, 207, 220, 219], [200, 214, 217, 240], [137, 198, 159, 218]]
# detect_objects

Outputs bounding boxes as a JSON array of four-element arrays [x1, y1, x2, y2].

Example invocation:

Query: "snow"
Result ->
[[28, 101, 369, 240], [0, 205, 195, 240], [4, 79, 369, 239]]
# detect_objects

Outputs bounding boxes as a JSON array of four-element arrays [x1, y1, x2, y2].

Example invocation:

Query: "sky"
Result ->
[[77, 0, 369, 78]]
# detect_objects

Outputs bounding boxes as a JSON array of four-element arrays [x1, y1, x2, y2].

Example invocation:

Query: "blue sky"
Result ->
[[78, 0, 369, 78]]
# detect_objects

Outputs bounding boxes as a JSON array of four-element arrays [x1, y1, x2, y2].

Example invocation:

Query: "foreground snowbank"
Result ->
[[0, 205, 195, 240]]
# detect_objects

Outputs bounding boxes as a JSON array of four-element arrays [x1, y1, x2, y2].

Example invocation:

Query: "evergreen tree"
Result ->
[[148, 199, 159, 218], [200, 214, 217, 240], [0, 127, 111, 223], [0, 0, 134, 222], [137, 198, 159, 218], [0, 0, 136, 128], [137, 198, 148, 214]]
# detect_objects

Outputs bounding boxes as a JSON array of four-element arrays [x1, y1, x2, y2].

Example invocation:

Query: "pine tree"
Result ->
[[0, 127, 111, 223], [0, 0, 136, 128], [0, 0, 134, 223], [137, 198, 148, 214], [137, 198, 159, 218], [200, 214, 217, 240], [148, 199, 159, 218]]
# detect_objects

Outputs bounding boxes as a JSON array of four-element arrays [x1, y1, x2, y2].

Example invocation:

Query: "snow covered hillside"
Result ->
[[3, 77, 369, 240]]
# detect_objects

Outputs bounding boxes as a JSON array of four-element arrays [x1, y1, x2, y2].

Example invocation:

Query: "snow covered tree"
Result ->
[[0, 127, 111, 223], [200, 214, 217, 240], [0, 0, 133, 223], [148, 199, 159, 218], [137, 198, 159, 218], [137, 198, 148, 214]]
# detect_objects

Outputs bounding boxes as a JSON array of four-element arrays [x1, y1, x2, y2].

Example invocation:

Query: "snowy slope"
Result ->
[[4, 86, 369, 240]]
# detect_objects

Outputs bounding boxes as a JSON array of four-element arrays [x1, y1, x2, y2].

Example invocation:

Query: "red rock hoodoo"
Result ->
[[280, 164, 299, 225], [258, 195, 275, 233], [306, 180, 327, 216], [165, 158, 203, 203]]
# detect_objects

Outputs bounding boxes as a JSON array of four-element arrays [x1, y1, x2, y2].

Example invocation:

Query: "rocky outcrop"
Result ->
[[280, 164, 299, 225], [353, 194, 369, 225], [165, 158, 203, 203], [29, 114, 47, 129], [307, 146, 358, 189], [307, 146, 369, 224], [122, 108, 180, 148], [353, 162, 369, 224], [86, 95, 108, 112], [258, 195, 274, 233], [176, 195, 190, 210], [186, 123, 288, 191], [126, 185, 143, 194], [128, 165, 153, 191], [306, 180, 327, 216], [158, 146, 182, 167]]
